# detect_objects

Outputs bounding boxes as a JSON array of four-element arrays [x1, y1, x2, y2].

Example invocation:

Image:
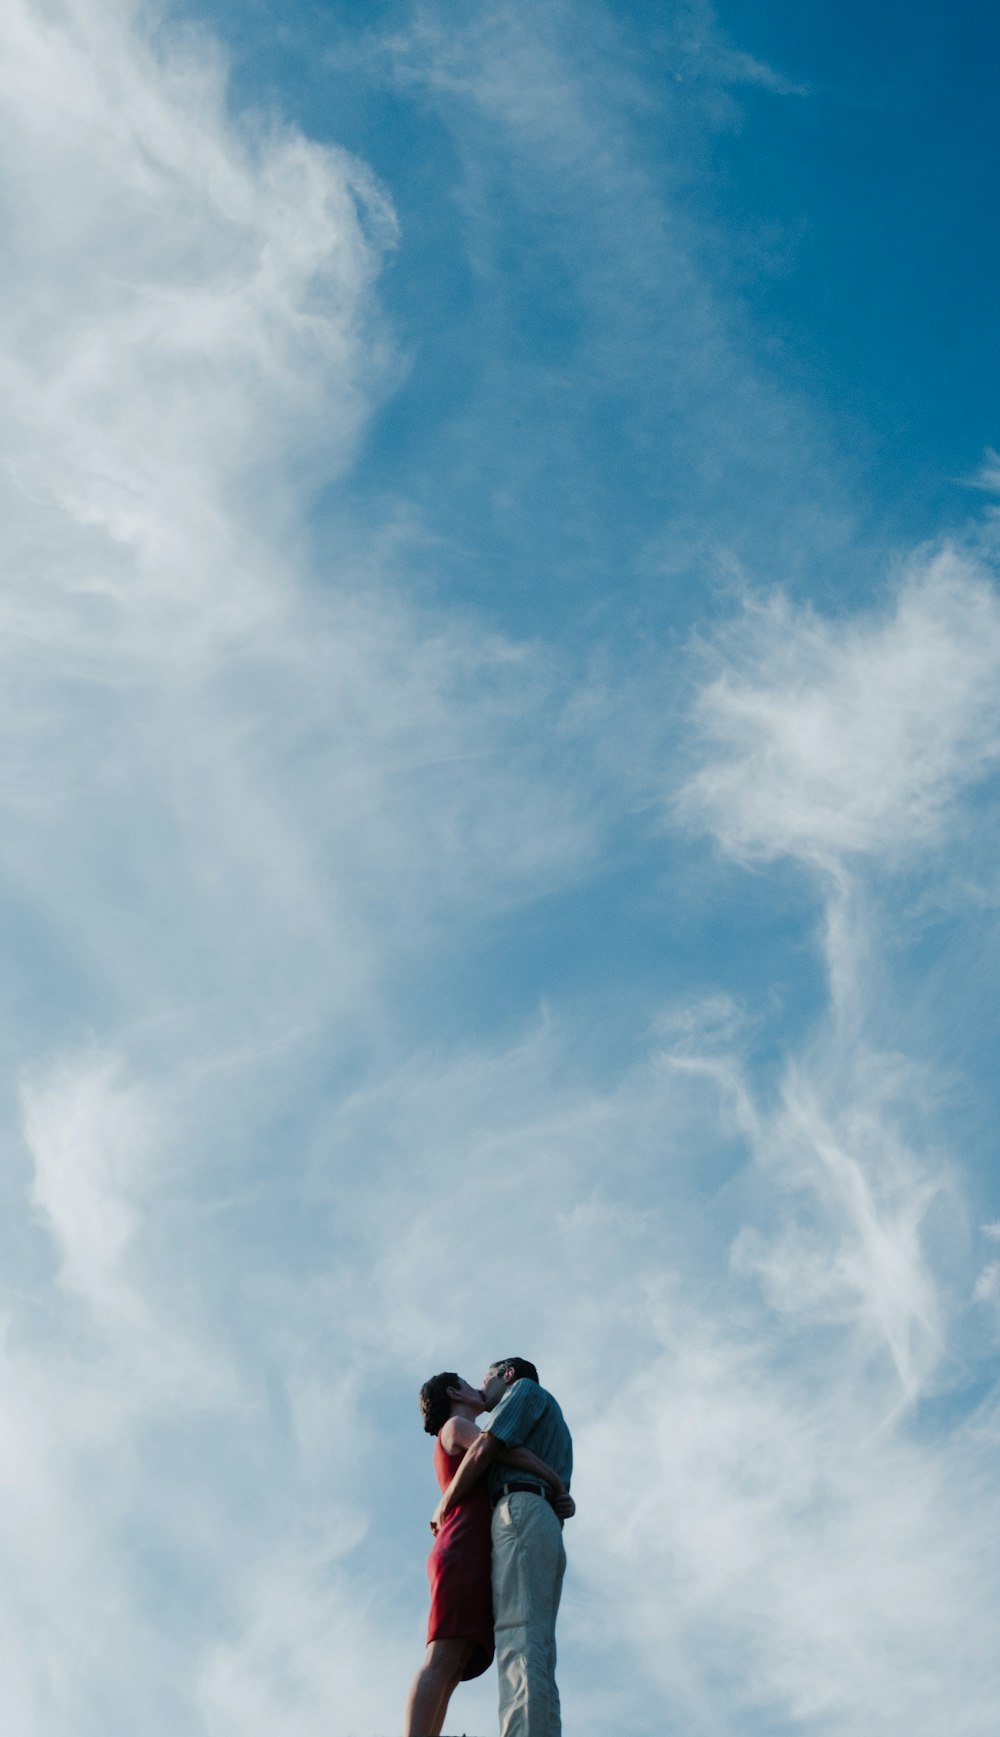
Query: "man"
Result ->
[[430, 1357, 573, 1737]]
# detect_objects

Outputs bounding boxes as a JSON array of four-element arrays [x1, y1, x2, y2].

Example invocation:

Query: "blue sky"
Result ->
[[2, 1, 1000, 1733]]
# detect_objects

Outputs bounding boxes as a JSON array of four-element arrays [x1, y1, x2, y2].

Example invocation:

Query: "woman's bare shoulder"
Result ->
[[439, 1416, 481, 1455]]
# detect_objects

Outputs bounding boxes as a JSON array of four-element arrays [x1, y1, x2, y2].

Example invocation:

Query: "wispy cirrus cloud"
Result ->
[[23, 1049, 147, 1314], [2, 2, 999, 1736], [680, 550, 1000, 872], [966, 447, 1000, 493], [0, 3, 607, 1732], [0, 0, 604, 1049], [372, 0, 854, 642], [602, 546, 1000, 1731]]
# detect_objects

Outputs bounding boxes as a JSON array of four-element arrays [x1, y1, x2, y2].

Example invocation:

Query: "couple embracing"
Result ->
[[404, 1357, 575, 1737]]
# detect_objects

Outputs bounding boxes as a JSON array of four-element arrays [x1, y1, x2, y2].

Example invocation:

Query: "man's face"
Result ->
[[480, 1365, 509, 1412]]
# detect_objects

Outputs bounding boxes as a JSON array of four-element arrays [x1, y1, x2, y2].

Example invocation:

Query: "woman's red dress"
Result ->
[[425, 1436, 494, 1680]]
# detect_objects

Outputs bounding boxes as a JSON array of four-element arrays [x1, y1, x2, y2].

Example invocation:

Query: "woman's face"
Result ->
[[450, 1376, 485, 1410]]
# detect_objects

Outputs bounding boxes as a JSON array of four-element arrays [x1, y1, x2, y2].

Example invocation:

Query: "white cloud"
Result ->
[[603, 536, 1000, 1730], [575, 1281, 1000, 1735], [680, 551, 1000, 871], [0, 5, 610, 1733], [0, 3, 998, 1736], [5, 998, 1000, 1735], [0, 0, 399, 1039], [0, 0, 602, 1059], [966, 447, 1000, 493], [731, 1063, 944, 1398], [22, 1049, 146, 1312], [284, 1003, 1000, 1735], [708, 45, 807, 97], [0, 0, 395, 552], [195, 1521, 405, 1737]]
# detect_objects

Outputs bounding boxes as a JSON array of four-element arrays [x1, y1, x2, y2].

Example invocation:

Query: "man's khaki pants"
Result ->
[[491, 1491, 567, 1737]]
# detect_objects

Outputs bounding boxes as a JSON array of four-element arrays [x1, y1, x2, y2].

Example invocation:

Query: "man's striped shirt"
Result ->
[[486, 1378, 573, 1499]]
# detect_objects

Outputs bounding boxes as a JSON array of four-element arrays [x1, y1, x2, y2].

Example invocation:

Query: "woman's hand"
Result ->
[[429, 1496, 449, 1535]]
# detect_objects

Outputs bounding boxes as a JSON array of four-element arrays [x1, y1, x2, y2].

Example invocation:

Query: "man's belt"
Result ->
[[491, 1479, 556, 1509]]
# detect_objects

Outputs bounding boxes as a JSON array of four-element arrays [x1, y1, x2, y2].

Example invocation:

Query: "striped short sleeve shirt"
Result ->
[[486, 1379, 573, 1499]]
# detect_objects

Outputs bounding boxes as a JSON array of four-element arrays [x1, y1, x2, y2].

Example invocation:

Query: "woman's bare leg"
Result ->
[[403, 1638, 474, 1737]]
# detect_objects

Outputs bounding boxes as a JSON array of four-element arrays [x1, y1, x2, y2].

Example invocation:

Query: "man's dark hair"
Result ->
[[491, 1357, 539, 1385], [419, 1371, 460, 1436]]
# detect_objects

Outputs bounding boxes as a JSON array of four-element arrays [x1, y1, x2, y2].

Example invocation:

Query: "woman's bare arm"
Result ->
[[432, 1420, 575, 1530], [497, 1443, 566, 1493], [438, 1418, 567, 1493]]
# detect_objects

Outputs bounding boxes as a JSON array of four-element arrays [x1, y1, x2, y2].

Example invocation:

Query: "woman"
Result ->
[[403, 1371, 569, 1737]]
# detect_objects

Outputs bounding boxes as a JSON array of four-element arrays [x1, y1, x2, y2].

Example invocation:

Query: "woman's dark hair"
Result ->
[[491, 1357, 539, 1385], [419, 1371, 460, 1436]]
